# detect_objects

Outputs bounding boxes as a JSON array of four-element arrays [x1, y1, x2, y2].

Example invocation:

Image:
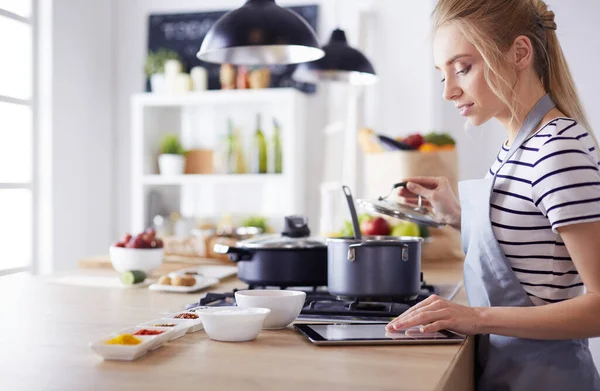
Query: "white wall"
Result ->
[[43, 0, 115, 271]]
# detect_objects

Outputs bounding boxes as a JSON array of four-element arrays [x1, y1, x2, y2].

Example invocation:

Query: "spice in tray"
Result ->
[[174, 313, 199, 319], [153, 323, 176, 327], [134, 329, 165, 336], [105, 334, 142, 345]]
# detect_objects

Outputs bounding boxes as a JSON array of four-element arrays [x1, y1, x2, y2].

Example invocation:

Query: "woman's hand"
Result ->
[[398, 176, 461, 228], [385, 294, 480, 335]]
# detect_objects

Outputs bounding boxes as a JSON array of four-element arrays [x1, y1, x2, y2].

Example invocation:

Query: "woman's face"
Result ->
[[433, 24, 506, 126]]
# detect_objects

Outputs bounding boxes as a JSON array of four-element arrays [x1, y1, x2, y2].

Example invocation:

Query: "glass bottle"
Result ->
[[251, 113, 268, 174], [272, 118, 283, 174]]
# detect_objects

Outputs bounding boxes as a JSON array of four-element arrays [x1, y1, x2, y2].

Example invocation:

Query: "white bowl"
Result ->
[[109, 246, 164, 274], [194, 307, 270, 342], [235, 290, 306, 329]]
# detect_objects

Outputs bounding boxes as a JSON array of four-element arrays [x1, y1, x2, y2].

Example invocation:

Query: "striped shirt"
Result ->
[[487, 117, 600, 305]]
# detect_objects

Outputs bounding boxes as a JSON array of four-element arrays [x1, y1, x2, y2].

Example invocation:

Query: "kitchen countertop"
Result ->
[[0, 261, 473, 391]]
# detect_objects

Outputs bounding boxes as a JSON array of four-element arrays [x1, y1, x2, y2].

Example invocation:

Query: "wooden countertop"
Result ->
[[0, 261, 473, 391]]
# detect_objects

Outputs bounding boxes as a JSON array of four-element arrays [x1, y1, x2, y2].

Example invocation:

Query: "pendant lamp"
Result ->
[[197, 0, 324, 65], [293, 28, 377, 85]]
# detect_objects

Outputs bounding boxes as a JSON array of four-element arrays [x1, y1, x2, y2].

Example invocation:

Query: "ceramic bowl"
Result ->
[[109, 246, 164, 274], [235, 290, 306, 329], [194, 307, 270, 342]]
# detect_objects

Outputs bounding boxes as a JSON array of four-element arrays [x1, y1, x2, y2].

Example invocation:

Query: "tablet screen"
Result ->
[[297, 323, 464, 342]]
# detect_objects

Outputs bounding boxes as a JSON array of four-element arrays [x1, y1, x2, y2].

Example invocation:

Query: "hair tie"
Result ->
[[539, 10, 557, 30]]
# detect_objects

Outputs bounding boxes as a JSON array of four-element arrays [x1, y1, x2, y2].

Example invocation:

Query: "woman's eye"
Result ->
[[456, 64, 472, 76]]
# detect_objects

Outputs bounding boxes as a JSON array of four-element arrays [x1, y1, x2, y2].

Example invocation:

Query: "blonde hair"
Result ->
[[433, 0, 593, 134]]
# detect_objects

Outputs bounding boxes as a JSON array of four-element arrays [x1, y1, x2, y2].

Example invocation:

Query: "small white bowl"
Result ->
[[235, 290, 306, 329], [109, 246, 164, 274], [194, 307, 270, 342]]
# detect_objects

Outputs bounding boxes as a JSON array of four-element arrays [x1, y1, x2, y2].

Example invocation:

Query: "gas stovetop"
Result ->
[[185, 281, 440, 323]]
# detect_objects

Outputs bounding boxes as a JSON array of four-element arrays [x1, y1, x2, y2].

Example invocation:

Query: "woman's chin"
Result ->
[[467, 114, 489, 127]]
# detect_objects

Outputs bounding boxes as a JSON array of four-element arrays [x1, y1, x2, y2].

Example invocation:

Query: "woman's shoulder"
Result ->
[[524, 117, 591, 151]]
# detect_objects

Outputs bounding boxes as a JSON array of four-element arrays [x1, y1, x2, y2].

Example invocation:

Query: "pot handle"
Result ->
[[212, 243, 254, 262], [347, 242, 410, 262]]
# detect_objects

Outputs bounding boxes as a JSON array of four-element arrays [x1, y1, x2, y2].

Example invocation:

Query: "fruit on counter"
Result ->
[[360, 216, 391, 236], [114, 229, 164, 249], [337, 214, 371, 237], [391, 221, 420, 237], [120, 270, 147, 285]]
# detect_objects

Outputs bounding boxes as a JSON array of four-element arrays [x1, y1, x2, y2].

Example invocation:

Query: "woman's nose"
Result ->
[[443, 78, 461, 102]]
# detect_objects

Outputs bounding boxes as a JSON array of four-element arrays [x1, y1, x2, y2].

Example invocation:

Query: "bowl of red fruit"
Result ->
[[109, 229, 165, 274]]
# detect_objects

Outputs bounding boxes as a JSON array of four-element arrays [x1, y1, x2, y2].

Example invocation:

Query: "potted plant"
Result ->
[[145, 49, 182, 93], [158, 134, 186, 175]]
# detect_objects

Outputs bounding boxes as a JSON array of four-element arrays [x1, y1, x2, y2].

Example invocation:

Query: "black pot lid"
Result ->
[[237, 234, 326, 249], [356, 198, 445, 228]]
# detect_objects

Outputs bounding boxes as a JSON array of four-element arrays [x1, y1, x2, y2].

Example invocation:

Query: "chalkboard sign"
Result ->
[[147, 5, 319, 93]]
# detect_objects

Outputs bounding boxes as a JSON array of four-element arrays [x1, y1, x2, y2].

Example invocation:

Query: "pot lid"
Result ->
[[237, 234, 327, 249], [356, 198, 445, 228]]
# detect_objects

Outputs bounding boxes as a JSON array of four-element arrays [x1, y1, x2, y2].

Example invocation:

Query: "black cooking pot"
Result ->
[[213, 216, 327, 287], [327, 236, 422, 299]]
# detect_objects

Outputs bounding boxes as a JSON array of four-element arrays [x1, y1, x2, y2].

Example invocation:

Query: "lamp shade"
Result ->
[[197, 0, 324, 65], [293, 29, 377, 85]]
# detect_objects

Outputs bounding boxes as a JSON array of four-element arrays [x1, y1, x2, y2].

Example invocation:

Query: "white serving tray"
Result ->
[[89, 326, 175, 361]]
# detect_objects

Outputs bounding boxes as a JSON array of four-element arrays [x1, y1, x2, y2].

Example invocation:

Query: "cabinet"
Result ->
[[130, 88, 311, 233]]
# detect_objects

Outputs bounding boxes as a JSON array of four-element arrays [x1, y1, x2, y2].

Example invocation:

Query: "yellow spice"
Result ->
[[105, 333, 142, 345]]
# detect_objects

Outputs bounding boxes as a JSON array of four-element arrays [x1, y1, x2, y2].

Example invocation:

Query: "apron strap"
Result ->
[[499, 94, 556, 168]]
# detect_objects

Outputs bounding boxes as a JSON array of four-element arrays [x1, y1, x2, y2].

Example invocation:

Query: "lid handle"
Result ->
[[379, 182, 424, 210], [281, 215, 310, 238]]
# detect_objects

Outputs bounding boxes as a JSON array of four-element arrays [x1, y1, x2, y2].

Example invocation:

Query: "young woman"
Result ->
[[385, 1, 600, 389]]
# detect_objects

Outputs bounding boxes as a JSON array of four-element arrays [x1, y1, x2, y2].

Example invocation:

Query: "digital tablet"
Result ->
[[294, 323, 465, 346]]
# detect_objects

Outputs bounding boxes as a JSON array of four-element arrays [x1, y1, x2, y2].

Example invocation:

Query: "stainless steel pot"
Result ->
[[327, 236, 422, 299]]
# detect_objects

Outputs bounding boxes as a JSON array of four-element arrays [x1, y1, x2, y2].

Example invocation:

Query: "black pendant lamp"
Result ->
[[197, 0, 325, 65], [293, 28, 377, 85]]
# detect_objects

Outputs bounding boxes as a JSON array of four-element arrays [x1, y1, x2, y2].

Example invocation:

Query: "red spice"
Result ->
[[174, 313, 199, 319], [134, 329, 165, 336]]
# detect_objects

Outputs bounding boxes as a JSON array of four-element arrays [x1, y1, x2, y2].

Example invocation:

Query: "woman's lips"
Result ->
[[459, 104, 474, 116]]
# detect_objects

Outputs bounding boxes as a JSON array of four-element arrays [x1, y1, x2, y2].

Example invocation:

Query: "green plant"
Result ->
[[145, 49, 182, 77], [159, 134, 186, 155]]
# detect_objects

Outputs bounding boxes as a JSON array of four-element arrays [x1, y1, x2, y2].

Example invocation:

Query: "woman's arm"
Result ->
[[386, 220, 600, 339]]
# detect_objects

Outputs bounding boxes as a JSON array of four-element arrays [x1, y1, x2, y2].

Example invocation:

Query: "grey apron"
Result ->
[[459, 94, 600, 391]]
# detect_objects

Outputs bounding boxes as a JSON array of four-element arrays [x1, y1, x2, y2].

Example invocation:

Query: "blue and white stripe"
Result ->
[[487, 118, 600, 305]]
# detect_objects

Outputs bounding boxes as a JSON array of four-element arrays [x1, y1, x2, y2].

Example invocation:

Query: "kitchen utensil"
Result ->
[[327, 236, 422, 299], [357, 182, 444, 228], [235, 290, 306, 329], [194, 307, 271, 342], [213, 216, 327, 287], [342, 185, 362, 240]]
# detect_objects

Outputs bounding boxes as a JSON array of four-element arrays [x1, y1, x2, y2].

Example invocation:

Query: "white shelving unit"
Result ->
[[130, 88, 310, 233]]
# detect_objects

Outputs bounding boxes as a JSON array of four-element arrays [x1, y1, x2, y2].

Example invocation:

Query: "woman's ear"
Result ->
[[511, 35, 533, 71]]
